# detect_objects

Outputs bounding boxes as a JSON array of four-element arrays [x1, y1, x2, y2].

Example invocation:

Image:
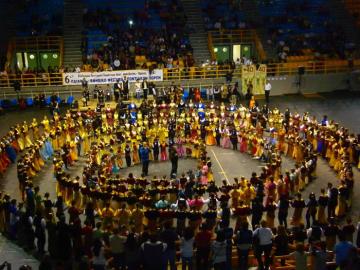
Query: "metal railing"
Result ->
[[0, 60, 359, 88], [0, 73, 63, 88], [163, 65, 240, 81]]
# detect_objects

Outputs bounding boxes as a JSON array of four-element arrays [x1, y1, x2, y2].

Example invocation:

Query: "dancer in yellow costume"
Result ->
[[23, 121, 33, 148], [41, 115, 50, 133], [205, 123, 216, 146], [16, 124, 25, 151], [31, 118, 40, 140]]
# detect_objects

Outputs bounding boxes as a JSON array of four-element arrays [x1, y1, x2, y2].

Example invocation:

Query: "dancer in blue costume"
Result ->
[[5, 142, 17, 163], [45, 138, 54, 158]]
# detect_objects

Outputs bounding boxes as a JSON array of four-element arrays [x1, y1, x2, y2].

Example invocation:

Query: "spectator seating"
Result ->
[[16, 0, 63, 36], [82, 0, 194, 71], [344, 0, 360, 27], [257, 0, 354, 61], [201, 0, 249, 30]]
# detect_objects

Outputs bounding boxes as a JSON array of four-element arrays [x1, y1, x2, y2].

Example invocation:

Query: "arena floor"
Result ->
[[0, 91, 360, 269]]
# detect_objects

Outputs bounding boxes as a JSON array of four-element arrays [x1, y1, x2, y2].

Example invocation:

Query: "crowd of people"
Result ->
[[16, 0, 63, 36], [0, 85, 359, 269], [258, 0, 355, 61], [82, 0, 194, 71]]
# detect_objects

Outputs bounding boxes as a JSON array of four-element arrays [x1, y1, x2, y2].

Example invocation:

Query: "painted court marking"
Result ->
[[211, 149, 230, 184]]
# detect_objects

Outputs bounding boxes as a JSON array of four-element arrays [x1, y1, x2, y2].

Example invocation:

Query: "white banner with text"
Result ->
[[63, 69, 163, 85]]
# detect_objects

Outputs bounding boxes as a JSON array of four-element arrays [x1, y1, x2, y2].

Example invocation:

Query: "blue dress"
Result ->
[[5, 145, 17, 163], [317, 138, 324, 154], [45, 139, 54, 157], [39, 144, 49, 161]]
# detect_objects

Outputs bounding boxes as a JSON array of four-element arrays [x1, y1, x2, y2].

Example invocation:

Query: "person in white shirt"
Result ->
[[253, 220, 274, 270], [180, 227, 195, 269], [213, 86, 220, 100], [265, 81, 272, 104], [135, 79, 142, 100], [207, 86, 214, 101]]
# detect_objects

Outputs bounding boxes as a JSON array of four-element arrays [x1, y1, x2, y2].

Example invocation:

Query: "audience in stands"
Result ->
[[258, 0, 355, 61], [82, 0, 194, 71]]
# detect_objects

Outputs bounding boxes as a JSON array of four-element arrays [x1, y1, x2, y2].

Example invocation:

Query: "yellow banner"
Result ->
[[254, 64, 267, 95], [241, 65, 255, 95], [241, 64, 267, 95]]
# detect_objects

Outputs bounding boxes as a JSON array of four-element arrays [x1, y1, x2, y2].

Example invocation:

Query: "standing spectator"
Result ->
[[124, 233, 140, 270], [342, 217, 356, 243], [307, 221, 324, 244], [33, 210, 46, 254], [311, 241, 328, 270], [288, 243, 308, 270], [56, 215, 72, 262], [235, 221, 253, 270], [109, 227, 127, 270], [140, 234, 167, 270], [335, 231, 355, 267], [274, 225, 289, 266], [180, 227, 194, 270], [253, 220, 274, 270], [211, 231, 227, 270], [160, 221, 179, 270], [264, 80, 272, 103], [92, 239, 107, 270], [324, 218, 339, 251], [217, 220, 233, 270], [195, 223, 212, 270]]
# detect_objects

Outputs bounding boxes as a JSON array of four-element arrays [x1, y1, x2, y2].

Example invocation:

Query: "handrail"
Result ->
[[0, 59, 359, 88], [0, 73, 63, 88]]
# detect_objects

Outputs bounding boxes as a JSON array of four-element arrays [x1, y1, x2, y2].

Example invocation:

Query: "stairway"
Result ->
[[181, 0, 211, 64], [63, 0, 83, 68], [329, 0, 360, 57], [243, 0, 277, 61]]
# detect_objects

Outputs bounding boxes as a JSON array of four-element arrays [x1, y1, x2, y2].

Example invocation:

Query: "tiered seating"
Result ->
[[344, 0, 360, 27], [82, 0, 194, 70], [16, 0, 63, 36], [202, 0, 248, 30], [258, 0, 354, 61]]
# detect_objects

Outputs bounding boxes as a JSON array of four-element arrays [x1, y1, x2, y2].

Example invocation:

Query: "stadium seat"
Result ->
[[10, 99, 18, 107], [45, 97, 51, 106], [182, 89, 189, 100], [67, 96, 74, 105], [26, 98, 34, 107]]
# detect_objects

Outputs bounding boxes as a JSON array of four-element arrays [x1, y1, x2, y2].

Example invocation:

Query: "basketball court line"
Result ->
[[210, 148, 230, 184]]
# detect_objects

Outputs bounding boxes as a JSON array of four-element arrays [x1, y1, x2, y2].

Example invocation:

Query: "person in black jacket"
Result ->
[[327, 182, 338, 219], [278, 195, 290, 229], [169, 146, 179, 178], [306, 193, 318, 228], [125, 144, 132, 167], [153, 138, 160, 161], [235, 221, 253, 270]]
